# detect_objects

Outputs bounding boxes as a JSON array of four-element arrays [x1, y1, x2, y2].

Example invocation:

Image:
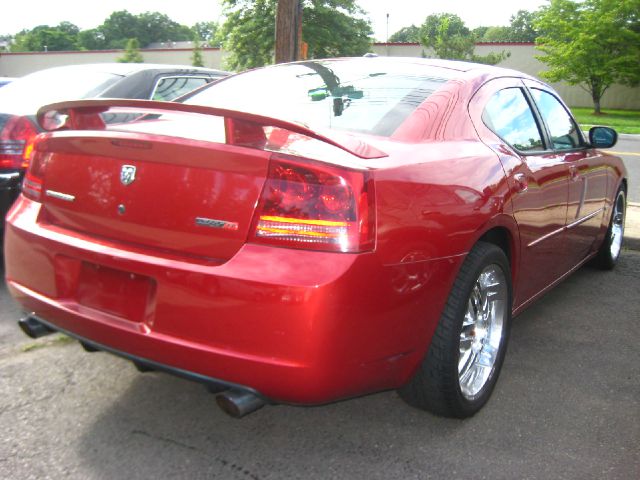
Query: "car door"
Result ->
[[470, 78, 571, 307], [525, 82, 608, 270]]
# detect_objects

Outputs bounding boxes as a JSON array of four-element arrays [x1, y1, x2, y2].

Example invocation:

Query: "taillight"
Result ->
[[22, 137, 49, 202], [0, 116, 38, 170], [250, 155, 375, 253]]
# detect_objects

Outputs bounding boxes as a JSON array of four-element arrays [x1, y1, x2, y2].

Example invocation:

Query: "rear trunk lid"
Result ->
[[39, 127, 270, 262]]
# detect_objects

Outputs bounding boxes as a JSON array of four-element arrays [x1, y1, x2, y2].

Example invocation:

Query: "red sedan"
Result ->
[[4, 58, 627, 418]]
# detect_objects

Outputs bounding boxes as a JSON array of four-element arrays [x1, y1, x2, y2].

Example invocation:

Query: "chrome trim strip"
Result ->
[[527, 226, 565, 248], [45, 190, 75, 202], [527, 208, 604, 248], [0, 172, 21, 181], [567, 208, 603, 229]]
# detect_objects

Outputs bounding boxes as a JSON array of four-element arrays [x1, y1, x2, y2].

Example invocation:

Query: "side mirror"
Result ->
[[589, 126, 618, 149]]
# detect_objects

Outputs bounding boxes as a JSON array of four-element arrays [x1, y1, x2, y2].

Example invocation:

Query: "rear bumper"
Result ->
[[5, 196, 458, 404]]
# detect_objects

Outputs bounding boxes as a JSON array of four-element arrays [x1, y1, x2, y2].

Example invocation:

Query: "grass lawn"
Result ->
[[571, 107, 640, 134]]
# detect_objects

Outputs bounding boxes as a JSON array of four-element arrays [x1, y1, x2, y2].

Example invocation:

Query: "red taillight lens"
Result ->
[[0, 116, 38, 170], [22, 137, 49, 202], [250, 156, 375, 253]]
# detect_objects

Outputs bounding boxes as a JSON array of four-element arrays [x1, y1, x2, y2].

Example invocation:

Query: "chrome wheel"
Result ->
[[610, 191, 625, 261], [458, 264, 508, 400]]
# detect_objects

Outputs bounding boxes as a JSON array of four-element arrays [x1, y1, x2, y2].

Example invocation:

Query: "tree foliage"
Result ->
[[99, 11, 192, 49], [535, 0, 640, 113], [420, 13, 473, 60], [117, 38, 144, 63], [419, 13, 508, 65], [472, 10, 540, 43], [193, 21, 220, 45], [509, 10, 539, 42], [388, 25, 420, 43], [481, 26, 513, 42], [11, 23, 80, 51], [219, 0, 373, 71], [9, 11, 196, 52], [191, 35, 205, 67]]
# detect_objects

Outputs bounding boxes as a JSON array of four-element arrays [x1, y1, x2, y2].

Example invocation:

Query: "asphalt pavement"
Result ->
[[1, 140, 639, 479], [1, 251, 639, 479]]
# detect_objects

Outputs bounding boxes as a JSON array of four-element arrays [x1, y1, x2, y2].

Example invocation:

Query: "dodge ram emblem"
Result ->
[[120, 165, 136, 186]]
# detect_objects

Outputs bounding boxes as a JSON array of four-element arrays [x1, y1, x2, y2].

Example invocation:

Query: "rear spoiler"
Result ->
[[36, 99, 388, 160]]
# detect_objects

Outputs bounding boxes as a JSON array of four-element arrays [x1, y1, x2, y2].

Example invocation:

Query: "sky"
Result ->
[[0, 0, 549, 41]]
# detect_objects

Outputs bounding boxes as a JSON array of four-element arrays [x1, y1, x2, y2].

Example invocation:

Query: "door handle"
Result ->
[[569, 165, 580, 181], [513, 173, 528, 192]]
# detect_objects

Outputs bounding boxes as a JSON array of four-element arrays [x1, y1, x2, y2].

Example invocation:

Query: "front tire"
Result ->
[[399, 242, 512, 418]]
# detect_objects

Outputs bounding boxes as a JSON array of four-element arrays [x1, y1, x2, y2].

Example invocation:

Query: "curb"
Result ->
[[625, 203, 640, 251]]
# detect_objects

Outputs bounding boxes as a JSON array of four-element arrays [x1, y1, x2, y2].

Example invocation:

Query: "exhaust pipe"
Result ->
[[216, 389, 266, 418], [18, 315, 55, 339], [80, 341, 99, 352]]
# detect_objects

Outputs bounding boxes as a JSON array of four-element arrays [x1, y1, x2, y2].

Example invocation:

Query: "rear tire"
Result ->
[[593, 186, 626, 270], [399, 241, 512, 418]]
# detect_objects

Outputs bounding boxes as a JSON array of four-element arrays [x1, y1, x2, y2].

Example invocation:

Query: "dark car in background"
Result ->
[[0, 63, 229, 240]]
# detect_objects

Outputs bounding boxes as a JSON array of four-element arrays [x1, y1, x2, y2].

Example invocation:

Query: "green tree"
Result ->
[[118, 38, 144, 63], [191, 35, 205, 67], [509, 10, 539, 42], [193, 21, 220, 45], [101, 11, 139, 49], [11, 23, 80, 51], [137, 11, 192, 46], [219, 0, 373, 71], [473, 11, 539, 43], [78, 28, 106, 50], [389, 25, 420, 43], [0, 34, 11, 52], [420, 13, 508, 65], [481, 26, 513, 42], [471, 26, 490, 41], [100, 10, 192, 49], [535, 0, 640, 113], [420, 13, 473, 60]]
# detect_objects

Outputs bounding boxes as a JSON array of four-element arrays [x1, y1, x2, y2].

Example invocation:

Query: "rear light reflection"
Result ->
[[0, 116, 38, 170], [251, 156, 375, 253]]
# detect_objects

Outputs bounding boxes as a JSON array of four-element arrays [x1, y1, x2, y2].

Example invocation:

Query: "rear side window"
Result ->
[[482, 88, 544, 152], [531, 89, 583, 150], [185, 60, 453, 137], [153, 76, 210, 101]]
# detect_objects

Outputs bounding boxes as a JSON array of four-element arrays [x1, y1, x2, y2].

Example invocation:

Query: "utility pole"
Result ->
[[386, 13, 389, 56], [275, 0, 302, 63]]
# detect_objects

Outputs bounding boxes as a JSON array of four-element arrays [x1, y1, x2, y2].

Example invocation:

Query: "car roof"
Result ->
[[328, 56, 535, 81], [25, 63, 229, 77]]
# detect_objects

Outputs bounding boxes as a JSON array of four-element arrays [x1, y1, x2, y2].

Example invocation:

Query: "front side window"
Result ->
[[184, 59, 454, 137], [531, 89, 583, 150], [482, 88, 544, 152]]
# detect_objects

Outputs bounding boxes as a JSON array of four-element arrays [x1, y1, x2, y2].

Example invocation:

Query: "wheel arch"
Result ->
[[468, 215, 520, 295]]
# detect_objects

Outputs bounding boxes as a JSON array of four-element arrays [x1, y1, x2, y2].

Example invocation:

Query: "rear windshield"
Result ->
[[185, 59, 452, 137], [0, 68, 122, 115]]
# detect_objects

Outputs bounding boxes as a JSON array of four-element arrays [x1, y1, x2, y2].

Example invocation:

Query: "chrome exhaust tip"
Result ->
[[216, 389, 266, 418], [18, 315, 55, 339]]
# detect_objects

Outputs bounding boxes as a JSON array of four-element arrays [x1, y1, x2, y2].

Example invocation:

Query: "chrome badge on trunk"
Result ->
[[120, 165, 136, 186]]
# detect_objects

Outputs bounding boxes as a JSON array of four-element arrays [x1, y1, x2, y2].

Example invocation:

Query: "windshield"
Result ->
[[185, 59, 452, 137], [0, 67, 122, 115]]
